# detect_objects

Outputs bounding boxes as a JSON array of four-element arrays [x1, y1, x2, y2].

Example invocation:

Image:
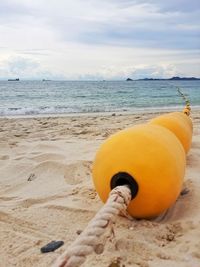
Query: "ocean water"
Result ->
[[0, 80, 199, 116]]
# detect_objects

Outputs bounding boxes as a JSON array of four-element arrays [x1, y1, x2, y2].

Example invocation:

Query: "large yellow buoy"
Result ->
[[149, 112, 192, 154], [171, 111, 193, 131], [92, 124, 186, 219]]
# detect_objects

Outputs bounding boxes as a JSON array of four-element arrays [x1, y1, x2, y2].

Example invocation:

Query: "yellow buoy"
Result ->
[[171, 111, 193, 132], [92, 124, 185, 219], [184, 104, 191, 112], [183, 107, 190, 116], [149, 113, 192, 154]]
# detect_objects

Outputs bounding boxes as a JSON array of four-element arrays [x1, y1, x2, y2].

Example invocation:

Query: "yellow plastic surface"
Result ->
[[149, 113, 192, 153], [170, 112, 193, 131], [183, 108, 190, 116], [92, 124, 186, 219]]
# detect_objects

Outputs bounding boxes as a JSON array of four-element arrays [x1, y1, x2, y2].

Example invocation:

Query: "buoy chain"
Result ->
[[53, 185, 132, 267], [177, 87, 190, 107]]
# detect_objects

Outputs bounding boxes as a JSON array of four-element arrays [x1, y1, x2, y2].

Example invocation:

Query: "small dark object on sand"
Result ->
[[41, 240, 64, 253], [180, 188, 190, 196], [27, 173, 36, 181]]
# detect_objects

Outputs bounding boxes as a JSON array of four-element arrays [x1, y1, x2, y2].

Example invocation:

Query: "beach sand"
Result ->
[[0, 110, 200, 267]]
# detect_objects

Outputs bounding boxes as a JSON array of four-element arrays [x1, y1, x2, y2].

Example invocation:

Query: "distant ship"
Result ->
[[8, 78, 20, 81]]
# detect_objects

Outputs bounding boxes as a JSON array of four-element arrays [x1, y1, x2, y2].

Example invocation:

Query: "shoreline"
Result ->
[[1, 105, 200, 120]]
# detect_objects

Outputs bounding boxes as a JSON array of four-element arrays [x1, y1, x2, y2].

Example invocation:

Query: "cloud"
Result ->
[[40, 1, 200, 48], [0, 44, 199, 80], [0, 56, 65, 80], [106, 0, 200, 13], [8, 57, 39, 74], [0, 0, 33, 26], [1, 0, 199, 49], [0, 0, 199, 79], [133, 0, 200, 12], [78, 64, 179, 80]]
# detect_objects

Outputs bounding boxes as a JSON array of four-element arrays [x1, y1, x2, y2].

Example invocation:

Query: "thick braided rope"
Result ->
[[53, 185, 132, 267]]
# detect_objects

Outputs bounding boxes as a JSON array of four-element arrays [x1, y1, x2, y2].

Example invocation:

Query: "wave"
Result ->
[[0, 107, 58, 116], [0, 106, 114, 116], [1, 104, 199, 117]]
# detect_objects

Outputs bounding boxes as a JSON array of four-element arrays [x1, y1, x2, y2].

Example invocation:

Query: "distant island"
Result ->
[[8, 78, 20, 81], [126, 76, 200, 81]]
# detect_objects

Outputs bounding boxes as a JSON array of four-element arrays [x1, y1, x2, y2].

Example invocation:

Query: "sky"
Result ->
[[0, 0, 199, 80]]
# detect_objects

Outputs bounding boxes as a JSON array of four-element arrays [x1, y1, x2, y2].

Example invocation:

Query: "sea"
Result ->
[[0, 80, 199, 117]]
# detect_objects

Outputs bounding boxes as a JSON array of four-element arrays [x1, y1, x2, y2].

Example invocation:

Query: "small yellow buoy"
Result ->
[[183, 106, 191, 116], [92, 124, 186, 219], [149, 113, 192, 154]]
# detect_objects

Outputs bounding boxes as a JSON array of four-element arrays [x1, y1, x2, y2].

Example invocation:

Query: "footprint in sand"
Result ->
[[64, 160, 92, 185], [0, 155, 10, 168], [154, 222, 183, 247], [0, 155, 9, 160], [186, 153, 199, 169], [154, 179, 193, 223], [31, 153, 65, 163], [192, 250, 200, 259]]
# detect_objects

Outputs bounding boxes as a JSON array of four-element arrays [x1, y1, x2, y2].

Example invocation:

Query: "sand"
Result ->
[[0, 110, 200, 267]]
